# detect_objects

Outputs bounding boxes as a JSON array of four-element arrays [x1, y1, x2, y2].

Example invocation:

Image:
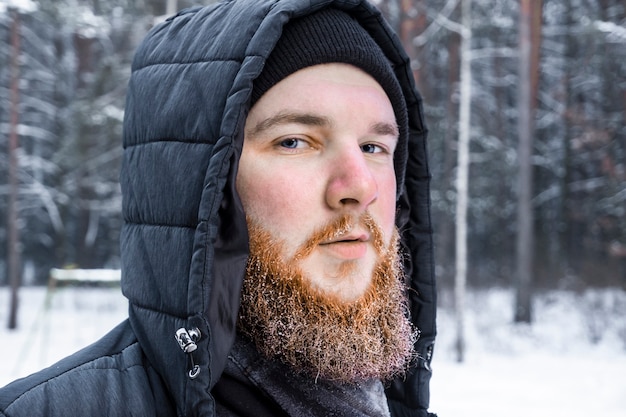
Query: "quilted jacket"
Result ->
[[0, 1, 436, 416]]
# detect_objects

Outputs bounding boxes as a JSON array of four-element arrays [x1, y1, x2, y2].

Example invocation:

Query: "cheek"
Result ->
[[237, 165, 311, 238], [377, 171, 398, 240]]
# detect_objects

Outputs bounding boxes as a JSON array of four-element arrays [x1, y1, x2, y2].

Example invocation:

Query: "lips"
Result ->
[[320, 233, 370, 260]]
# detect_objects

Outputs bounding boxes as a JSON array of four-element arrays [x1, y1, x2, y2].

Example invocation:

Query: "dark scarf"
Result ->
[[213, 335, 391, 417]]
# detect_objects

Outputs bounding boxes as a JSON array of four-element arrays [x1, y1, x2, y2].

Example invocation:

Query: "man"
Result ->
[[0, 1, 436, 416]]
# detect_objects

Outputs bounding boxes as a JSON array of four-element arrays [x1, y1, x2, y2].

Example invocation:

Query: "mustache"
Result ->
[[290, 212, 386, 262]]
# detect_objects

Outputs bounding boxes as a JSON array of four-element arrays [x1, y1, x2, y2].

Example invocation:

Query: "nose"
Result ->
[[326, 147, 378, 210]]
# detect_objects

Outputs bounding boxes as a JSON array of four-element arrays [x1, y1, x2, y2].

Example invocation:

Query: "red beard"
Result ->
[[238, 213, 417, 383]]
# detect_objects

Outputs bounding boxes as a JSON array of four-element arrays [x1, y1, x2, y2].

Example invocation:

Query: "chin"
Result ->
[[304, 255, 377, 295]]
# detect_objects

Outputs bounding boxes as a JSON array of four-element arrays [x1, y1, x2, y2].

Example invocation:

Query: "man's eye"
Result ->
[[361, 143, 384, 154], [279, 138, 302, 149]]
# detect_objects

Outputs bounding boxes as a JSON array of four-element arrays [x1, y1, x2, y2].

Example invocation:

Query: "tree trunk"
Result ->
[[436, 1, 461, 288], [7, 11, 22, 330], [166, 0, 177, 15], [558, 0, 575, 280], [514, 0, 542, 324], [401, 0, 429, 97], [454, 0, 472, 363]]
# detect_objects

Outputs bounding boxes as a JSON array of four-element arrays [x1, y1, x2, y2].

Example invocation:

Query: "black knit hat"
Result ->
[[252, 7, 408, 197]]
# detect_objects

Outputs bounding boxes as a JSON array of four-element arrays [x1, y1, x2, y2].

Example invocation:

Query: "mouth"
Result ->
[[319, 233, 370, 260], [322, 231, 369, 244]]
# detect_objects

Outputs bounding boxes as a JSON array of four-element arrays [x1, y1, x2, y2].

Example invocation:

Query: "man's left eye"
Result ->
[[361, 143, 384, 154]]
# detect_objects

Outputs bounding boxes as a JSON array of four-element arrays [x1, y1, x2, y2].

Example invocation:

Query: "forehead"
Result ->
[[246, 63, 395, 129]]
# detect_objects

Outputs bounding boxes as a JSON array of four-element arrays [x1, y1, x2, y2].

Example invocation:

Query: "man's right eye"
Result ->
[[279, 138, 301, 149]]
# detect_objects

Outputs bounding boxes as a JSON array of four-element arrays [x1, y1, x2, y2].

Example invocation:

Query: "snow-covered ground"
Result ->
[[1, 285, 625, 416], [431, 288, 626, 416]]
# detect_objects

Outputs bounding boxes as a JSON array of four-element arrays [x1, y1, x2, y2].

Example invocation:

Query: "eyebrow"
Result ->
[[370, 121, 399, 138], [246, 112, 331, 138], [246, 111, 399, 139]]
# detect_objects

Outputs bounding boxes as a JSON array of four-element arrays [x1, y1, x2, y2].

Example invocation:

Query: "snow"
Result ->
[[1, 285, 625, 416], [0, 0, 37, 13], [430, 288, 626, 416]]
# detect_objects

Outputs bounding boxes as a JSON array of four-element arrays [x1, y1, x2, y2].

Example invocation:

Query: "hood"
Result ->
[[119, 0, 435, 415]]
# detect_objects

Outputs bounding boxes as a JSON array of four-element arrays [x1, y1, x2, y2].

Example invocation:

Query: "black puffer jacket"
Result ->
[[0, 1, 436, 416]]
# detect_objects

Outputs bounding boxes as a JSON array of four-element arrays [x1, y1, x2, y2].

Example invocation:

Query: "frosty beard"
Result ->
[[238, 213, 417, 384]]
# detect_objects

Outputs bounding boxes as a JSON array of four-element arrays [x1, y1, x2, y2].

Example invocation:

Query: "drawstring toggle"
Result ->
[[175, 327, 202, 379]]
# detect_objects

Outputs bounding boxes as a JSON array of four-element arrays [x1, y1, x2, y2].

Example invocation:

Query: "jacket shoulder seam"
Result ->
[[123, 221, 196, 229], [133, 57, 242, 72]]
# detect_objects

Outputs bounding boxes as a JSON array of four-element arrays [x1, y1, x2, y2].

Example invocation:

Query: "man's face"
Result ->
[[236, 63, 398, 302]]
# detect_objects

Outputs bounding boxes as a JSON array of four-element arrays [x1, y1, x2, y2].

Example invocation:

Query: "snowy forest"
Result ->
[[1, 0, 625, 310]]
